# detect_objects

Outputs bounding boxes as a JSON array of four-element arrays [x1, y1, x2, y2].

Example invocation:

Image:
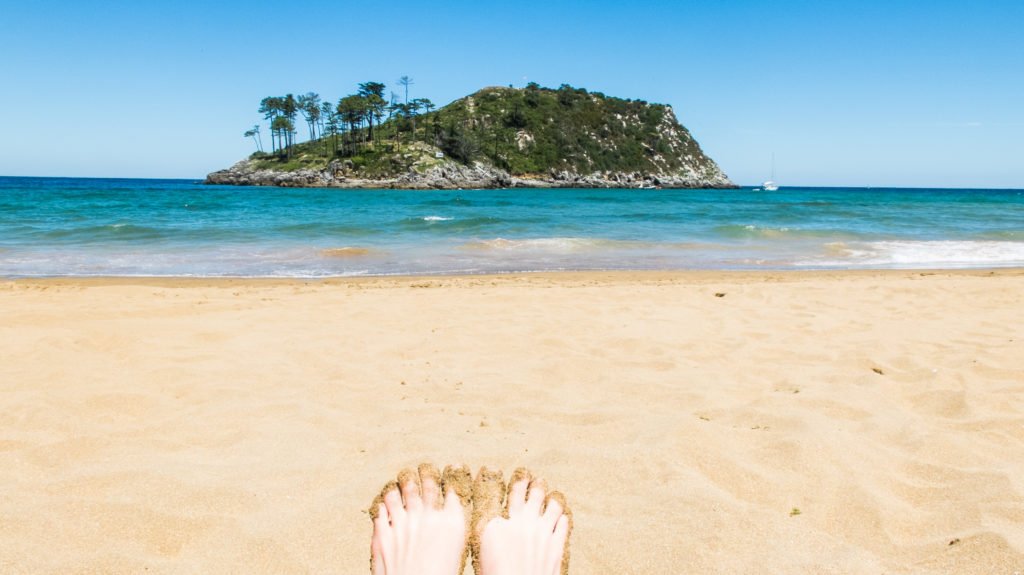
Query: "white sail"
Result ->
[[761, 153, 779, 190]]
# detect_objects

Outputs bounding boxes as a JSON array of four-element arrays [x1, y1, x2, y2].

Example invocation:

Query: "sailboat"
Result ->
[[765, 152, 778, 190], [762, 153, 779, 191]]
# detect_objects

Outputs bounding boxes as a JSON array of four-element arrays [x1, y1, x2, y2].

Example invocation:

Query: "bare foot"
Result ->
[[369, 463, 473, 575], [472, 467, 572, 575]]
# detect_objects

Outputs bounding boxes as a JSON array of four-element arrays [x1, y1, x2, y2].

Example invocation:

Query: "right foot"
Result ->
[[472, 467, 572, 575], [369, 463, 473, 575]]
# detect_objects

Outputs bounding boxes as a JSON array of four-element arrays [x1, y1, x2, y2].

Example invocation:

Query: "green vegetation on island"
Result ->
[[210, 79, 733, 188]]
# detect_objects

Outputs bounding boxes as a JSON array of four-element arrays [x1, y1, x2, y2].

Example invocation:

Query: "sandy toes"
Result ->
[[472, 467, 572, 575], [369, 463, 473, 575]]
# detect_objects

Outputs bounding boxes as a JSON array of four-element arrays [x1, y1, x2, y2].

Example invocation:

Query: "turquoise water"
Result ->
[[1, 176, 1022, 277]]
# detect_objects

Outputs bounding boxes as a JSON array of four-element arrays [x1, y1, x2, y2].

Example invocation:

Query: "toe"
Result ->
[[526, 477, 548, 515], [552, 513, 571, 575], [471, 467, 506, 574], [373, 502, 390, 531], [472, 467, 505, 529], [506, 467, 533, 517], [371, 535, 385, 575], [398, 468, 423, 512], [418, 463, 442, 509], [368, 492, 385, 521], [441, 464, 473, 512], [542, 491, 566, 531], [370, 498, 390, 575], [381, 481, 405, 523]]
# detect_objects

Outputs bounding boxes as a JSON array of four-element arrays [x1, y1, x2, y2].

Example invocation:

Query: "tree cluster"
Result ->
[[247, 78, 436, 160]]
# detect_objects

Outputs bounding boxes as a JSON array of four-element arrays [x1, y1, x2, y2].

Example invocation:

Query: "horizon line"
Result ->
[[2, 174, 1023, 191]]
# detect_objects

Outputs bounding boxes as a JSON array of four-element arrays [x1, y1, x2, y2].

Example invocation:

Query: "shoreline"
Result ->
[[6, 266, 1024, 288]]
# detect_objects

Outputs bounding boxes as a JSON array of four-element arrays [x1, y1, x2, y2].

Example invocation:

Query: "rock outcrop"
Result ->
[[205, 158, 733, 189]]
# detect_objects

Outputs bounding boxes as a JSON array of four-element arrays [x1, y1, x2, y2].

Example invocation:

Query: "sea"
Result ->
[[1, 176, 1022, 277]]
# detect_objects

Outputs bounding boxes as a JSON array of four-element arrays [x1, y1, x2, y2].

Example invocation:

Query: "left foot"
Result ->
[[369, 463, 473, 575]]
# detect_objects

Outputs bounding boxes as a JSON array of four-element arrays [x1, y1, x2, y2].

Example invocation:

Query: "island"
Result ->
[[206, 82, 735, 189]]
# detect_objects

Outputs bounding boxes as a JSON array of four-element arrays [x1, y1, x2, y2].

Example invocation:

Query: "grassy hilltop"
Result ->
[[212, 83, 732, 188]]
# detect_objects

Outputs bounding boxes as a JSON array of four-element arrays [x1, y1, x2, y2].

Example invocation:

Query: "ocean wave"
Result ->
[[972, 230, 1024, 240], [804, 240, 1024, 267], [712, 224, 862, 240], [421, 197, 473, 207], [580, 195, 639, 203], [274, 223, 380, 236], [400, 216, 502, 231], [39, 223, 170, 241], [320, 247, 378, 258], [460, 237, 651, 252], [621, 212, 685, 222]]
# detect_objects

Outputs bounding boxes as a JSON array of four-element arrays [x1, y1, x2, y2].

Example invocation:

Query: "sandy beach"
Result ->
[[1, 270, 1022, 574]]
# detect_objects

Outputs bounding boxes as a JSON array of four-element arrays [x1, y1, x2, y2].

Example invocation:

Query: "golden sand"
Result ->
[[1, 270, 1023, 573]]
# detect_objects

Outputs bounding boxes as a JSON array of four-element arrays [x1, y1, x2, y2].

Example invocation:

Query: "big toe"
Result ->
[[471, 467, 506, 571], [441, 464, 473, 512]]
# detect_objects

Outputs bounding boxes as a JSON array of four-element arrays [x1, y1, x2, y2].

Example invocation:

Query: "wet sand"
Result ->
[[1, 270, 1023, 574]]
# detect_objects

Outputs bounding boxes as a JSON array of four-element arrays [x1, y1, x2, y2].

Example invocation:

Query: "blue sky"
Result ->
[[1, 0, 1021, 187]]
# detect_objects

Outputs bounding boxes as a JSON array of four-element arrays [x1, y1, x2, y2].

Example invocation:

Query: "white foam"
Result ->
[[803, 240, 1024, 268], [463, 237, 645, 252], [422, 216, 453, 221]]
